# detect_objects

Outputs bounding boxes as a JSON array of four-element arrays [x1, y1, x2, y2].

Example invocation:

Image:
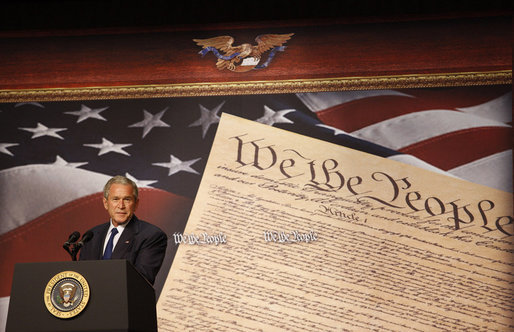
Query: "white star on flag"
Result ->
[[0, 143, 19, 156], [129, 108, 171, 138], [125, 172, 157, 188], [256, 105, 295, 126], [189, 101, 225, 138], [19, 123, 67, 139], [65, 104, 108, 123], [153, 154, 201, 176], [84, 137, 131, 156], [51, 155, 88, 168]]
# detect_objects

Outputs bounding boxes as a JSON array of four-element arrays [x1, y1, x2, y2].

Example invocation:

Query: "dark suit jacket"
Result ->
[[79, 215, 167, 285]]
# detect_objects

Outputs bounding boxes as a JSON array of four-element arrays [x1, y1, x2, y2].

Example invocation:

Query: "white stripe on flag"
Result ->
[[351, 110, 510, 150], [457, 92, 512, 123], [0, 165, 111, 236], [448, 150, 513, 193], [296, 90, 413, 112], [0, 296, 9, 332]]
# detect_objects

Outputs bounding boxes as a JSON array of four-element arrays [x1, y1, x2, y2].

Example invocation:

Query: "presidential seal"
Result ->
[[44, 271, 90, 319]]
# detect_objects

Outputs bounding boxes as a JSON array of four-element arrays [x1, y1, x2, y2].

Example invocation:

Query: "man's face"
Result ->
[[103, 183, 139, 226]]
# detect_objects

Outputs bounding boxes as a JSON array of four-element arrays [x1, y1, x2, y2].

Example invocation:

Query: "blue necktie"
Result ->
[[102, 228, 118, 260]]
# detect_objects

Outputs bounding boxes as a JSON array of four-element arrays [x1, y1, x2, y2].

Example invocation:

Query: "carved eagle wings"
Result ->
[[193, 33, 293, 71]]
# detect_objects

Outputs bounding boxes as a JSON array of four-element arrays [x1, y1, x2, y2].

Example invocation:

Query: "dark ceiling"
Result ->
[[1, 0, 512, 31]]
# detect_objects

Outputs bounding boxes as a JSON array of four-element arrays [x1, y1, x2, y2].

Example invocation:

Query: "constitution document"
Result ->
[[157, 113, 513, 331]]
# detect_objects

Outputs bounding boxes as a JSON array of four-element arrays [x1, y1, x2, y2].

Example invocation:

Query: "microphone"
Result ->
[[71, 231, 94, 261], [63, 231, 80, 247], [76, 231, 94, 248], [63, 231, 80, 258]]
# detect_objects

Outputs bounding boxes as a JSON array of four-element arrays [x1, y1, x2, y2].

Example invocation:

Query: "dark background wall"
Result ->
[[1, 0, 511, 31]]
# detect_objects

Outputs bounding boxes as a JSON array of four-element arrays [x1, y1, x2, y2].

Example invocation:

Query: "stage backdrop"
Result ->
[[0, 85, 511, 304], [0, 10, 512, 332]]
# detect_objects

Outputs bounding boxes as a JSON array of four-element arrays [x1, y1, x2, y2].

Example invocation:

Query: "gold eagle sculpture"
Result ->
[[193, 33, 294, 72]]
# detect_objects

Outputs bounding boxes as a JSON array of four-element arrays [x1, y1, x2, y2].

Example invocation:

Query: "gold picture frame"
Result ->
[[0, 70, 511, 103]]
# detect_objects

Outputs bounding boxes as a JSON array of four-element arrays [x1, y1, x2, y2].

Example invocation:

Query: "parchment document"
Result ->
[[157, 113, 513, 331]]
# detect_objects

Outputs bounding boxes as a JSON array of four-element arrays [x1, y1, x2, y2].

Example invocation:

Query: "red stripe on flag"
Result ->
[[399, 126, 513, 170], [0, 188, 192, 297], [316, 95, 425, 132], [395, 86, 512, 108]]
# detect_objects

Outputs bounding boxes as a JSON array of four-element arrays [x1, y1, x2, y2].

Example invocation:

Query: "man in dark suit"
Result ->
[[79, 175, 167, 285]]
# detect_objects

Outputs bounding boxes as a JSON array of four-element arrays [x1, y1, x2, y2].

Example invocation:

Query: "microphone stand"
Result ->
[[70, 232, 94, 261], [63, 231, 80, 261], [70, 243, 82, 261], [63, 242, 74, 260]]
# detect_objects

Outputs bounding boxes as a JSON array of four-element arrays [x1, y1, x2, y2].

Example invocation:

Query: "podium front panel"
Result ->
[[6, 260, 156, 332]]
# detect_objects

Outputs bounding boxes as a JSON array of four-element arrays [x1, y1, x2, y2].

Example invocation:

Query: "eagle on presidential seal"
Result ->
[[193, 33, 293, 72]]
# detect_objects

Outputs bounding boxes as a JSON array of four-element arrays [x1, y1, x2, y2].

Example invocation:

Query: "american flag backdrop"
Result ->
[[0, 85, 511, 326]]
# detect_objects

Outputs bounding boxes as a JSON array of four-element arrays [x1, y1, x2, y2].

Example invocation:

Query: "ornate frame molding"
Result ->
[[0, 70, 511, 102]]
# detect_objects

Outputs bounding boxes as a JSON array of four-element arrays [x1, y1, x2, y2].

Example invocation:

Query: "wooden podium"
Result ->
[[6, 260, 157, 332]]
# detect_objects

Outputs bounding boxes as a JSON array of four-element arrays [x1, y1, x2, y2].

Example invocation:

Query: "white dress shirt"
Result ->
[[102, 219, 130, 255]]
